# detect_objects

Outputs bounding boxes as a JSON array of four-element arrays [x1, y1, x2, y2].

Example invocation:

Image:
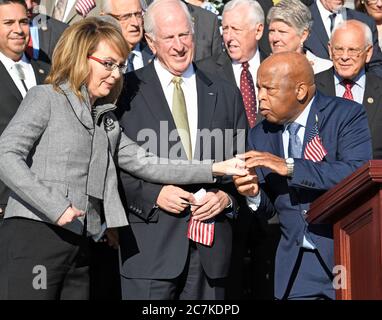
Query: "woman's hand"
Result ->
[[212, 156, 248, 176], [56, 206, 85, 226]]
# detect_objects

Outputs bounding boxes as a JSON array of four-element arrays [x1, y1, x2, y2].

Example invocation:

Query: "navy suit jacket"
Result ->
[[248, 91, 372, 298], [304, 2, 382, 78], [315, 68, 382, 159]]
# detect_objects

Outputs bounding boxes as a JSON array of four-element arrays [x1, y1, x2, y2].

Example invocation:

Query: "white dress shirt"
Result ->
[[316, 0, 345, 38], [0, 52, 37, 98], [154, 59, 198, 157], [232, 49, 261, 101], [126, 43, 145, 72], [334, 69, 366, 105], [247, 98, 317, 250]]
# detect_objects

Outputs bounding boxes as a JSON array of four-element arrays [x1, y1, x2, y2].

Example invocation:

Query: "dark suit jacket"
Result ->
[[0, 58, 50, 210], [197, 50, 267, 125], [304, 2, 382, 78], [32, 14, 68, 64], [185, 2, 223, 61], [116, 62, 247, 280], [197, 49, 267, 85], [315, 67, 382, 159], [249, 91, 372, 299]]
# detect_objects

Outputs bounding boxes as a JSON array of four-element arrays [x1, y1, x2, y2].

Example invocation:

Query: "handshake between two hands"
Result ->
[[213, 150, 289, 197]]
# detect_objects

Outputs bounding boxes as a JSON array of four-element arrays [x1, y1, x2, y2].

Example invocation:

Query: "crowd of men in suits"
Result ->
[[0, 0, 381, 300]]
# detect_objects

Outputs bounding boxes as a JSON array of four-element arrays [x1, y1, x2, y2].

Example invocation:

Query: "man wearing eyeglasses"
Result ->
[[315, 19, 382, 159], [116, 0, 246, 300], [101, 0, 153, 73], [304, 0, 382, 78]]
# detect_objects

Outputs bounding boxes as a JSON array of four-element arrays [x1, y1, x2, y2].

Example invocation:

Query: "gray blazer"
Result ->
[[0, 83, 214, 235]]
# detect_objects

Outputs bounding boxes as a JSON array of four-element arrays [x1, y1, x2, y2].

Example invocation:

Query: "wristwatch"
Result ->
[[286, 158, 294, 177]]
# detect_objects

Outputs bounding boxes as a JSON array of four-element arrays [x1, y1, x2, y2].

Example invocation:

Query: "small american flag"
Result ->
[[303, 115, 327, 162], [187, 218, 215, 247], [75, 0, 96, 17]]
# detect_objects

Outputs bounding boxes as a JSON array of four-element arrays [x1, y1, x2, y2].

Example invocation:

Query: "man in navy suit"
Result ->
[[234, 52, 372, 299], [304, 0, 382, 78], [315, 20, 382, 159]]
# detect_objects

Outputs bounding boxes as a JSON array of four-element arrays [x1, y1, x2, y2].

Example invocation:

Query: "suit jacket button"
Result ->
[[296, 240, 300, 246]]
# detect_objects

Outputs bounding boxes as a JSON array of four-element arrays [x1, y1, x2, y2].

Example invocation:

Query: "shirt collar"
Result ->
[[131, 43, 143, 60], [231, 48, 260, 66], [0, 51, 29, 72], [284, 97, 314, 132], [334, 68, 366, 90], [154, 58, 195, 88]]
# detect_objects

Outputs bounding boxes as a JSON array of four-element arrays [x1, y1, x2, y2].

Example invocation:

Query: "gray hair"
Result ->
[[144, 0, 193, 39], [101, 0, 148, 14], [330, 20, 373, 47], [267, 0, 313, 36], [223, 0, 265, 27]]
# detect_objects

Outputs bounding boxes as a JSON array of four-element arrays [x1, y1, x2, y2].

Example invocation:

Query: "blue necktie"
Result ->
[[127, 52, 135, 73], [287, 122, 302, 158], [329, 13, 337, 33]]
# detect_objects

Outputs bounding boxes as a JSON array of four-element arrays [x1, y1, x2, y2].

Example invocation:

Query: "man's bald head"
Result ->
[[256, 52, 316, 125], [259, 52, 315, 88]]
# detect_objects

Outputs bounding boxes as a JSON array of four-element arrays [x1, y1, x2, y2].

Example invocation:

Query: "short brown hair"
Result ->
[[46, 17, 129, 103]]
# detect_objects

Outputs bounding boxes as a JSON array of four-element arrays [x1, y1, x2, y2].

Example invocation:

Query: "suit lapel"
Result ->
[[138, 63, 177, 129], [31, 59, 49, 84], [310, 3, 330, 55], [317, 68, 336, 96], [216, 51, 236, 84], [140, 42, 154, 66], [194, 66, 216, 160], [363, 73, 381, 128], [302, 92, 327, 151], [195, 66, 216, 131], [59, 82, 94, 130], [0, 61, 23, 103]]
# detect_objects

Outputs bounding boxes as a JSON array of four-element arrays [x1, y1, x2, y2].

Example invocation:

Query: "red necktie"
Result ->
[[240, 62, 257, 128], [25, 35, 33, 59], [342, 79, 354, 101]]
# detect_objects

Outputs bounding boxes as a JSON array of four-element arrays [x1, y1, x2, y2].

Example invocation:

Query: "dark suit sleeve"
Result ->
[[247, 128, 277, 220], [118, 169, 163, 222], [211, 14, 223, 59], [366, 17, 382, 78], [291, 103, 372, 190]]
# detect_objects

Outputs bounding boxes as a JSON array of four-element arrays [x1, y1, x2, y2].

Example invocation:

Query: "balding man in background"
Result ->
[[102, 0, 153, 72], [234, 52, 372, 299], [315, 20, 382, 159]]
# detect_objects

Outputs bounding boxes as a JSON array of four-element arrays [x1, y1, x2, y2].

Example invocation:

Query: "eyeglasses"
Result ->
[[331, 45, 370, 57], [88, 56, 127, 74], [107, 11, 143, 22]]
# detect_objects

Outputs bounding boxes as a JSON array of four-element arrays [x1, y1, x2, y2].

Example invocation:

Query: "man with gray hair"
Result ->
[[304, 0, 382, 78], [199, 0, 266, 128], [102, 0, 153, 72], [315, 19, 382, 159], [116, 0, 247, 300]]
